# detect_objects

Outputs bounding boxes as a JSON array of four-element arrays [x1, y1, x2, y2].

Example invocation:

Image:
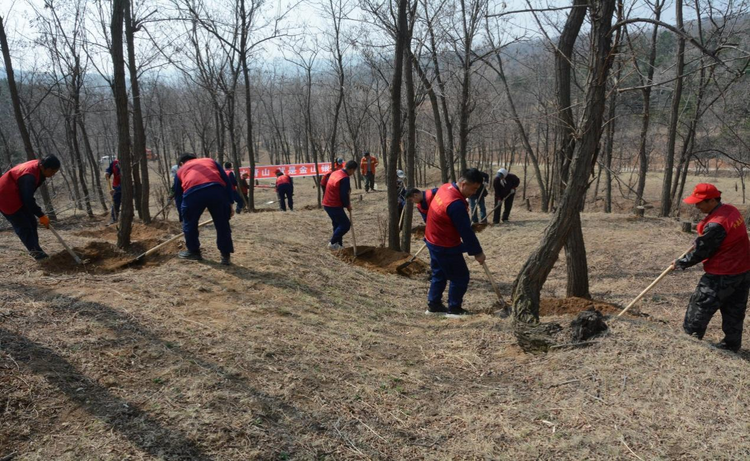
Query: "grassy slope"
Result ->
[[1, 174, 749, 460]]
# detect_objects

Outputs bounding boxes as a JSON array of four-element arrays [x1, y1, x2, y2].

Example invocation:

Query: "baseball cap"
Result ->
[[683, 183, 721, 204]]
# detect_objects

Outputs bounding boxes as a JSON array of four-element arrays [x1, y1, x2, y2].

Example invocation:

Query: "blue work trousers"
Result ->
[[427, 244, 470, 309], [2, 209, 43, 255], [233, 190, 245, 213], [277, 184, 294, 211], [469, 196, 487, 223], [180, 185, 234, 255], [324, 206, 350, 245]]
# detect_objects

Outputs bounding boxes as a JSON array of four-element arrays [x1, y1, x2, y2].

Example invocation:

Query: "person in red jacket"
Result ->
[[275, 169, 294, 211], [322, 160, 358, 250], [424, 169, 486, 317], [672, 183, 750, 352], [105, 158, 121, 224], [173, 154, 235, 265], [360, 152, 378, 192], [0, 155, 60, 260]]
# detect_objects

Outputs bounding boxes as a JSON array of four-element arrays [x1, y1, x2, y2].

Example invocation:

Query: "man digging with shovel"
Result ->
[[671, 183, 750, 352], [323, 160, 358, 250], [424, 169, 486, 317]]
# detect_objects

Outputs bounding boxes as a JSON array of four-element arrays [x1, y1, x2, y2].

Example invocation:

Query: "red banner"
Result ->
[[239, 163, 331, 179]]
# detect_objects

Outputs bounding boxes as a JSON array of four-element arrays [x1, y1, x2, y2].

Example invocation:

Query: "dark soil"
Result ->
[[337, 246, 428, 277], [41, 238, 181, 274], [539, 297, 623, 316]]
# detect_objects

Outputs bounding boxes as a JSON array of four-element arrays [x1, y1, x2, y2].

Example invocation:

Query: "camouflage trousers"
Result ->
[[684, 271, 750, 349]]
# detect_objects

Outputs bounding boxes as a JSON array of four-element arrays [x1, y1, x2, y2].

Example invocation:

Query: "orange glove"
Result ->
[[39, 215, 50, 229]]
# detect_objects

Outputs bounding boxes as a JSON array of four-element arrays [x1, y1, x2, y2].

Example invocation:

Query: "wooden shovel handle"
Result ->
[[348, 209, 357, 257], [616, 246, 693, 318], [48, 224, 83, 265], [481, 262, 507, 305], [135, 219, 213, 260]]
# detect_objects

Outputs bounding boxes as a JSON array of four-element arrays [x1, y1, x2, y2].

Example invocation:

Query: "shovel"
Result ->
[[348, 209, 372, 258], [48, 224, 83, 265], [127, 219, 214, 265], [153, 200, 172, 220], [615, 246, 693, 319], [396, 243, 427, 274], [481, 261, 511, 315]]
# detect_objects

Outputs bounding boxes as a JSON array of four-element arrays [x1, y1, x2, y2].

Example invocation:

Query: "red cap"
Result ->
[[683, 183, 721, 204]]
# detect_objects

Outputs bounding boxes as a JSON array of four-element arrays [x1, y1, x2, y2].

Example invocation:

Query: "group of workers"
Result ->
[[1, 153, 748, 352]]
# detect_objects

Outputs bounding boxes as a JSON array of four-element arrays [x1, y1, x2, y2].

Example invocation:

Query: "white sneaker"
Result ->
[[327, 242, 342, 250]]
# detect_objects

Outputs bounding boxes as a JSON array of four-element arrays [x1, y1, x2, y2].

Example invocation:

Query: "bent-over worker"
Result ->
[[173, 154, 235, 265], [0, 155, 60, 260], [672, 183, 750, 352], [105, 158, 122, 224], [407, 187, 437, 222], [424, 169, 486, 317], [275, 169, 294, 211], [493, 168, 520, 223]]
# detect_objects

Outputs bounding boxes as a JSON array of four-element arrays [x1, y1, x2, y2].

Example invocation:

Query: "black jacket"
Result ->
[[493, 173, 520, 199]]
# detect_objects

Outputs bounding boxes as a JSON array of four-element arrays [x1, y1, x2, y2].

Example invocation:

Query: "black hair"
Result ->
[[224, 162, 232, 169], [363, 151, 370, 156], [41, 155, 61, 170], [407, 187, 421, 197], [177, 153, 197, 165], [345, 160, 358, 170], [460, 168, 484, 184], [275, 170, 283, 176]]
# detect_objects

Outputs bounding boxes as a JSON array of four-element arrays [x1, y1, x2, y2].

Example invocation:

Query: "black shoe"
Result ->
[[713, 341, 740, 352], [178, 250, 203, 261], [220, 254, 231, 266], [425, 302, 448, 315], [32, 251, 49, 261], [446, 306, 470, 318]]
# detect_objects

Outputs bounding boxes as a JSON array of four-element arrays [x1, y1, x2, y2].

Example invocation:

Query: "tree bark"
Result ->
[[111, 0, 134, 248], [660, 0, 684, 216], [125, 4, 151, 223], [511, 0, 616, 324]]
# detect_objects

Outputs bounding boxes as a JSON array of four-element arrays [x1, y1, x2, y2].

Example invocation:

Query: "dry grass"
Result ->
[[1, 173, 749, 460]]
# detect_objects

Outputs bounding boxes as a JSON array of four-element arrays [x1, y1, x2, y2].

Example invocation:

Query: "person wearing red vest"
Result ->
[[275, 169, 294, 211], [322, 160, 358, 250], [360, 152, 378, 192], [173, 154, 235, 265], [673, 183, 750, 352], [105, 158, 122, 224], [407, 187, 438, 222], [424, 169, 486, 317], [223, 162, 245, 214], [0, 155, 60, 260]]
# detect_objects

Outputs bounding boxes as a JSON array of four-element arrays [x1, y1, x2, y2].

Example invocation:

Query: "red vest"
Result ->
[[0, 160, 42, 215], [276, 174, 292, 187], [322, 169, 349, 207], [225, 169, 237, 191], [110, 160, 121, 187], [177, 158, 225, 192], [417, 188, 435, 217], [425, 183, 467, 248], [320, 171, 333, 189], [697, 204, 750, 275]]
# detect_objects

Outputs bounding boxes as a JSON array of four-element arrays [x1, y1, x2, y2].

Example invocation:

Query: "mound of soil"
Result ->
[[539, 297, 622, 316], [337, 246, 428, 277], [75, 221, 180, 241], [411, 223, 487, 239], [41, 238, 181, 274]]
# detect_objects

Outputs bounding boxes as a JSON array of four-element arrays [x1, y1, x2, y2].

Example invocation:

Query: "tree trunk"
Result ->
[[660, 0, 684, 216], [412, 55, 448, 183], [111, 0, 134, 248], [0, 16, 56, 219], [387, 0, 408, 251], [554, 0, 589, 299], [401, 37, 416, 254], [512, 0, 615, 324], [125, 3, 151, 223]]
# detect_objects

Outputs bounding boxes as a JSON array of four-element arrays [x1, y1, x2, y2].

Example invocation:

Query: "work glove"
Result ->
[[39, 215, 50, 229], [510, 189, 516, 195]]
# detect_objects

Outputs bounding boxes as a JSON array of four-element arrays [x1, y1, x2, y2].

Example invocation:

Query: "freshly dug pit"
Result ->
[[540, 297, 623, 316], [41, 238, 180, 274], [337, 246, 428, 277], [411, 223, 487, 239], [75, 221, 180, 241]]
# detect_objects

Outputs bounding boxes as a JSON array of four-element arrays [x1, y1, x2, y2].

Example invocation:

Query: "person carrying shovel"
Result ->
[[0, 155, 60, 261], [424, 168, 486, 317], [322, 160, 358, 250], [173, 154, 235, 265], [670, 183, 750, 352]]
